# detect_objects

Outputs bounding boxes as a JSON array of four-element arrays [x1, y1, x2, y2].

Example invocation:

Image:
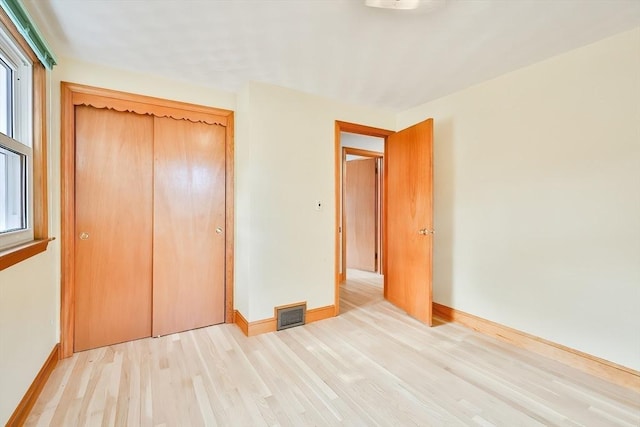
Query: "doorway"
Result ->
[[342, 146, 383, 279], [334, 122, 393, 314], [334, 119, 434, 324]]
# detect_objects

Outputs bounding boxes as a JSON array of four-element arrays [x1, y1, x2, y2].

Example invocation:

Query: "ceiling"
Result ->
[[23, 0, 640, 111]]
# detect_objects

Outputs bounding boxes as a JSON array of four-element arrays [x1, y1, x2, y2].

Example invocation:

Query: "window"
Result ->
[[0, 1, 53, 271], [0, 19, 33, 250], [0, 144, 27, 231]]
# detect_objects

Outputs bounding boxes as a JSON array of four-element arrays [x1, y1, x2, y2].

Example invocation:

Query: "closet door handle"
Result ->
[[215, 227, 223, 234], [79, 232, 90, 240]]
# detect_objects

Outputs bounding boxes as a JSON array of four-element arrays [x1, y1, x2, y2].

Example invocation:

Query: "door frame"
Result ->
[[341, 147, 383, 282], [60, 82, 235, 358], [334, 121, 393, 315]]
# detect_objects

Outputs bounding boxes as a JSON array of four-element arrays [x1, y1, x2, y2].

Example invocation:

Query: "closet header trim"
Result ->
[[67, 83, 232, 127]]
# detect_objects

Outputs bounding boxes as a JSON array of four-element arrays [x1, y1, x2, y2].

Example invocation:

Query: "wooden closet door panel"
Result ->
[[153, 117, 226, 336], [74, 106, 153, 352]]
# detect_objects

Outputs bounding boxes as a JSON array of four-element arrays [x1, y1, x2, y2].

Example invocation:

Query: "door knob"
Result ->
[[418, 228, 434, 235], [79, 232, 90, 240], [215, 227, 223, 234]]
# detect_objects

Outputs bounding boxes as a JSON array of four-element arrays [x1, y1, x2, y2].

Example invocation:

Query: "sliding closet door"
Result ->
[[152, 117, 226, 336], [74, 106, 153, 352]]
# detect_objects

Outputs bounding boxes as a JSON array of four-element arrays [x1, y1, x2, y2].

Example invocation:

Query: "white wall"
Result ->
[[237, 82, 394, 321], [397, 28, 640, 370]]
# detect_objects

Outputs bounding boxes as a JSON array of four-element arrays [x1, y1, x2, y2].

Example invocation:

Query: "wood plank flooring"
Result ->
[[26, 270, 640, 426]]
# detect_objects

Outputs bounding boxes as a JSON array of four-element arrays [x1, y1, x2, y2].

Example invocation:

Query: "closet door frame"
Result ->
[[60, 82, 235, 358]]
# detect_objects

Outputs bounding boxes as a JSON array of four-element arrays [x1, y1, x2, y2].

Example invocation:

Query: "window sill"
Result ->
[[0, 238, 54, 271]]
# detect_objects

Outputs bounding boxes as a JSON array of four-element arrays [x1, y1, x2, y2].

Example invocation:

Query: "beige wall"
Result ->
[[237, 82, 394, 321], [0, 249, 58, 423], [234, 85, 251, 316], [397, 28, 640, 370]]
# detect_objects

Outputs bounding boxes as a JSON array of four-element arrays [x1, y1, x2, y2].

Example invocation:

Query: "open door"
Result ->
[[384, 118, 433, 325]]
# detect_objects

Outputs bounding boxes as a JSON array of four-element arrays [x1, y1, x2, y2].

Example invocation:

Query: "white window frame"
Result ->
[[0, 20, 33, 251]]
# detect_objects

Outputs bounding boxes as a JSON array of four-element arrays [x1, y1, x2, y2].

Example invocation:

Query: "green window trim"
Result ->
[[0, 0, 56, 69]]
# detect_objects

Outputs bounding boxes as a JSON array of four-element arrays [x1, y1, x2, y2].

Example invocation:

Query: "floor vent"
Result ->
[[276, 303, 306, 331]]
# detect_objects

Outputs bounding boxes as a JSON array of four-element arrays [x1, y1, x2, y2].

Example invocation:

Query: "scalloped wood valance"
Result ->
[[72, 92, 228, 127], [65, 82, 233, 127]]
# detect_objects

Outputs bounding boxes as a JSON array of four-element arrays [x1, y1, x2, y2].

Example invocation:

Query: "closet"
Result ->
[[63, 83, 233, 354]]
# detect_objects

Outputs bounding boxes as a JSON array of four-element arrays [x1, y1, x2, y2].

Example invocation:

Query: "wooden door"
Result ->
[[152, 117, 226, 336], [385, 119, 433, 325], [346, 158, 377, 272], [74, 106, 153, 351]]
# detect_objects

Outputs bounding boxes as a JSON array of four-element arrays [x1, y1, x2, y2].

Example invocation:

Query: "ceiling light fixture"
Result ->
[[365, 0, 420, 10]]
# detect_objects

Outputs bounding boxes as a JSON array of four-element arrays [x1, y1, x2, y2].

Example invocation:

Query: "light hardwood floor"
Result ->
[[27, 270, 639, 426]]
